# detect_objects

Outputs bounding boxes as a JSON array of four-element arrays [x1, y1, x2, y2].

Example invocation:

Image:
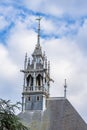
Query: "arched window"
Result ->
[[27, 75, 33, 87], [36, 74, 43, 87]]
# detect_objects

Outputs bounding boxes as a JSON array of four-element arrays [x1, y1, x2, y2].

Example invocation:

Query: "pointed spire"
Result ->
[[36, 16, 42, 46], [24, 53, 27, 70], [45, 56, 47, 69], [48, 61, 50, 76], [64, 79, 67, 98], [32, 17, 42, 57], [28, 58, 30, 65]]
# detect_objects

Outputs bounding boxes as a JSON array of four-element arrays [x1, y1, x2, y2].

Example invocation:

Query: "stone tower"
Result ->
[[21, 18, 50, 111]]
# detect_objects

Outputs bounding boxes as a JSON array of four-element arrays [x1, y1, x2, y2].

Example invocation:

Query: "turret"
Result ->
[[21, 18, 51, 111]]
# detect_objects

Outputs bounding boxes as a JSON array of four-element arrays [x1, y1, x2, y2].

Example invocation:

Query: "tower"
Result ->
[[21, 18, 50, 111], [18, 18, 87, 130]]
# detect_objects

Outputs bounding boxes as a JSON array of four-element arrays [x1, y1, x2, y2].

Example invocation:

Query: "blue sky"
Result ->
[[0, 0, 87, 122]]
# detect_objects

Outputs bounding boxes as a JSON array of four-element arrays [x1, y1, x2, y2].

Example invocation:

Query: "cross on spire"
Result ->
[[36, 17, 42, 45]]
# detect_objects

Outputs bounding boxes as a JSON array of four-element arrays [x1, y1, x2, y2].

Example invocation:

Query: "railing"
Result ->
[[23, 86, 48, 94]]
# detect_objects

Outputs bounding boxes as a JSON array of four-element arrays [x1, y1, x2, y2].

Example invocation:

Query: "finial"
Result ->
[[24, 53, 27, 70], [45, 56, 47, 69], [25, 53, 27, 61], [48, 61, 50, 75], [36, 16, 42, 45], [43, 51, 45, 57], [43, 51, 46, 60], [64, 79, 67, 98], [28, 58, 30, 65]]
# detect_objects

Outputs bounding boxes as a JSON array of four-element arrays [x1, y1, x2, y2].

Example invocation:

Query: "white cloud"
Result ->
[[7, 20, 37, 65], [0, 5, 14, 18], [41, 34, 87, 122], [0, 0, 87, 122], [0, 43, 20, 101], [0, 44, 18, 79], [41, 18, 56, 34], [23, 0, 87, 17], [0, 16, 9, 30], [38, 17, 82, 38], [1, 0, 87, 18], [0, 15, 87, 121], [75, 19, 87, 51]]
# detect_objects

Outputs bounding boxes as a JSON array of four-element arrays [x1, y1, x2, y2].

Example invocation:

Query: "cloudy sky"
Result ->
[[0, 0, 87, 122]]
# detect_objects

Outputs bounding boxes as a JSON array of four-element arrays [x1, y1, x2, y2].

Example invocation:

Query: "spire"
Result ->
[[32, 17, 42, 57], [36, 17, 42, 46], [64, 79, 67, 98], [48, 61, 50, 76], [24, 53, 27, 70]]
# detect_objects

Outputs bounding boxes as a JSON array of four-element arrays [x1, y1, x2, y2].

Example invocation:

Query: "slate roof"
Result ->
[[18, 98, 87, 130]]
